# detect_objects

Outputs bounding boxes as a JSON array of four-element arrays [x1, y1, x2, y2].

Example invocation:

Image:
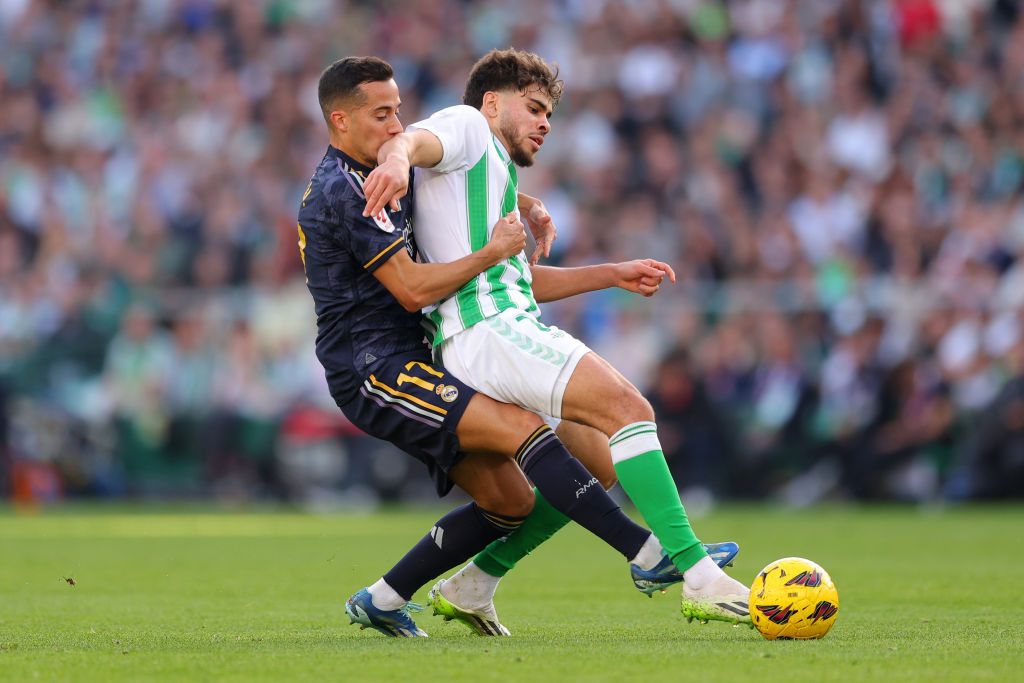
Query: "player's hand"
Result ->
[[613, 259, 676, 297], [488, 212, 527, 262], [362, 155, 409, 218], [525, 200, 557, 266]]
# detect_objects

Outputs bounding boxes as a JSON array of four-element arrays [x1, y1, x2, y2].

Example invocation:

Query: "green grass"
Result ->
[[1, 504, 1022, 682]]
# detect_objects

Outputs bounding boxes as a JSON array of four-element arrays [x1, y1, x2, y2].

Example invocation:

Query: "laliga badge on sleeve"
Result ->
[[371, 207, 397, 233]]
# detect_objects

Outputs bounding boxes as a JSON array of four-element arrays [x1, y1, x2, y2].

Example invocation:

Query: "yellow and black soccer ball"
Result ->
[[749, 557, 839, 640]]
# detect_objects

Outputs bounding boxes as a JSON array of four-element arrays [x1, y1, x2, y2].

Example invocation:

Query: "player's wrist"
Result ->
[[381, 150, 409, 168], [479, 241, 501, 265], [603, 263, 623, 289], [517, 192, 538, 213]]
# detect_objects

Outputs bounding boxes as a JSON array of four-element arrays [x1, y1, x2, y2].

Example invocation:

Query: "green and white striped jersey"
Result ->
[[409, 105, 540, 347]]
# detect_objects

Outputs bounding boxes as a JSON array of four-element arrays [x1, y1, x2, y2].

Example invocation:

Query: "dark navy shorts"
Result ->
[[337, 350, 477, 496]]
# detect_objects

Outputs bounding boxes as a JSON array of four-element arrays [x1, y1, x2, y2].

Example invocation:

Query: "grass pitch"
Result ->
[[1, 504, 1021, 682]]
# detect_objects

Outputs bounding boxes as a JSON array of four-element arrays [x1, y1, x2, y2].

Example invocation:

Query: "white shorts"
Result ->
[[438, 309, 590, 419]]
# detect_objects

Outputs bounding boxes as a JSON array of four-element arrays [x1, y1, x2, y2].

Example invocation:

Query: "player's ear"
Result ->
[[481, 91, 500, 120], [330, 109, 348, 133]]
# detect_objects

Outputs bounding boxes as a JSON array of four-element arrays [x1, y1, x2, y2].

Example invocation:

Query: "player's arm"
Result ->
[[365, 106, 491, 217], [373, 214, 526, 312], [362, 129, 443, 218], [530, 259, 677, 304]]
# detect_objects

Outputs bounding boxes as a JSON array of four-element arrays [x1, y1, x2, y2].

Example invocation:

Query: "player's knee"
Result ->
[[611, 385, 654, 426], [502, 408, 546, 457], [459, 396, 546, 457], [514, 407, 546, 432], [508, 486, 535, 517], [481, 485, 534, 518], [631, 394, 655, 422]]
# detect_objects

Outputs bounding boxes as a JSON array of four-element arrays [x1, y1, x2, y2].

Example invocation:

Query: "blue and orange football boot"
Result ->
[[631, 541, 740, 597], [345, 588, 428, 638]]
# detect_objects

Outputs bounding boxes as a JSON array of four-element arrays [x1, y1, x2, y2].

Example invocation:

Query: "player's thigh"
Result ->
[[560, 352, 654, 436], [455, 392, 546, 457], [344, 352, 479, 497], [556, 419, 617, 490], [448, 451, 535, 517]]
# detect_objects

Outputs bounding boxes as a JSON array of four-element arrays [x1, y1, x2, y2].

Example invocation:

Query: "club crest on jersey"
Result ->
[[436, 384, 459, 403], [371, 208, 396, 233]]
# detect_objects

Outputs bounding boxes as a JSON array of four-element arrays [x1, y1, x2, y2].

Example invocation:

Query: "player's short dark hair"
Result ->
[[317, 56, 394, 122], [463, 48, 563, 110]]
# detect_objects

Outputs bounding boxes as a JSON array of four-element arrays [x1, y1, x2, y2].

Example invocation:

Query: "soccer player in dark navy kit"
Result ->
[[300, 57, 733, 638]]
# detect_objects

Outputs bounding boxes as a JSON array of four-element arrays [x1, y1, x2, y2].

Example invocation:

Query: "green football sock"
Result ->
[[473, 489, 569, 578], [610, 421, 706, 572]]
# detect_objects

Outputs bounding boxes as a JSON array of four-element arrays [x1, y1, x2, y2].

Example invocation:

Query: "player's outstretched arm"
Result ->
[[363, 130, 444, 218], [373, 213, 526, 312], [531, 259, 676, 303]]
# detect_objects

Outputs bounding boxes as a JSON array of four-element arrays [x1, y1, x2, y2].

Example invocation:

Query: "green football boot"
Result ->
[[427, 580, 511, 636], [680, 574, 752, 626]]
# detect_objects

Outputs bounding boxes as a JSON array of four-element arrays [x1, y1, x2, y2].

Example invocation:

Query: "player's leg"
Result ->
[[471, 420, 735, 582], [453, 393, 652, 568], [440, 315, 707, 574], [347, 356, 654, 635], [557, 419, 618, 486], [560, 352, 705, 566], [345, 356, 536, 637], [438, 312, 747, 623], [407, 452, 533, 637], [443, 420, 740, 620], [354, 401, 652, 637], [426, 392, 696, 636], [468, 420, 614, 581], [549, 422, 740, 584], [369, 452, 534, 604], [432, 420, 615, 627], [560, 351, 750, 624]]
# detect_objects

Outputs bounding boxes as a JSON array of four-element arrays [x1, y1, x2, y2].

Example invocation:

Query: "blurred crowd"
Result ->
[[2, 0, 1024, 505]]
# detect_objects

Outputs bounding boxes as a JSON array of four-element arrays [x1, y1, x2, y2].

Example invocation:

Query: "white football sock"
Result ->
[[682, 555, 726, 591], [367, 577, 406, 611], [441, 562, 501, 611], [628, 533, 663, 570]]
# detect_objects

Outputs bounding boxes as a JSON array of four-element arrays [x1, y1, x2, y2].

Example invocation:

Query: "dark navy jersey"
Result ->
[[297, 145, 426, 405]]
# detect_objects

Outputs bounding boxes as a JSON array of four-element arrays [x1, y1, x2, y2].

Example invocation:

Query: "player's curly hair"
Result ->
[[463, 48, 563, 109], [317, 56, 393, 121]]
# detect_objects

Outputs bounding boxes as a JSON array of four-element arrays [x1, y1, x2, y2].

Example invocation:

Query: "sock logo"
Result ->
[[430, 525, 444, 549], [575, 477, 600, 499]]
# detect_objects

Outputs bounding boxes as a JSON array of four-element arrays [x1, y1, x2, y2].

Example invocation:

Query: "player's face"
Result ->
[[346, 79, 403, 166], [497, 86, 552, 167]]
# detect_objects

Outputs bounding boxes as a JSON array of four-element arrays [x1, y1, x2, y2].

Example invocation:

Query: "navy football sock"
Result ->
[[383, 503, 524, 601], [515, 425, 650, 560]]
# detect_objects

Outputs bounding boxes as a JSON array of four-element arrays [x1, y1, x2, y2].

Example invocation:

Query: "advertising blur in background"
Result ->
[[2, 0, 1023, 507]]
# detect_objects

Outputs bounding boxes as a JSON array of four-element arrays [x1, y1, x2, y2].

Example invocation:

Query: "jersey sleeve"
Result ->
[[408, 105, 491, 174], [336, 199, 408, 274]]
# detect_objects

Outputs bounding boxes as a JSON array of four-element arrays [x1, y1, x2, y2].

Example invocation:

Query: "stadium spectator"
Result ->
[[2, 0, 1023, 501]]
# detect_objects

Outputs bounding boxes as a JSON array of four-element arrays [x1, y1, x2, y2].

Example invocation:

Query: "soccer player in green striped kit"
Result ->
[[363, 48, 750, 632]]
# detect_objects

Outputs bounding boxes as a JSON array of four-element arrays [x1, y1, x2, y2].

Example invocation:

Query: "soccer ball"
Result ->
[[749, 557, 839, 640]]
